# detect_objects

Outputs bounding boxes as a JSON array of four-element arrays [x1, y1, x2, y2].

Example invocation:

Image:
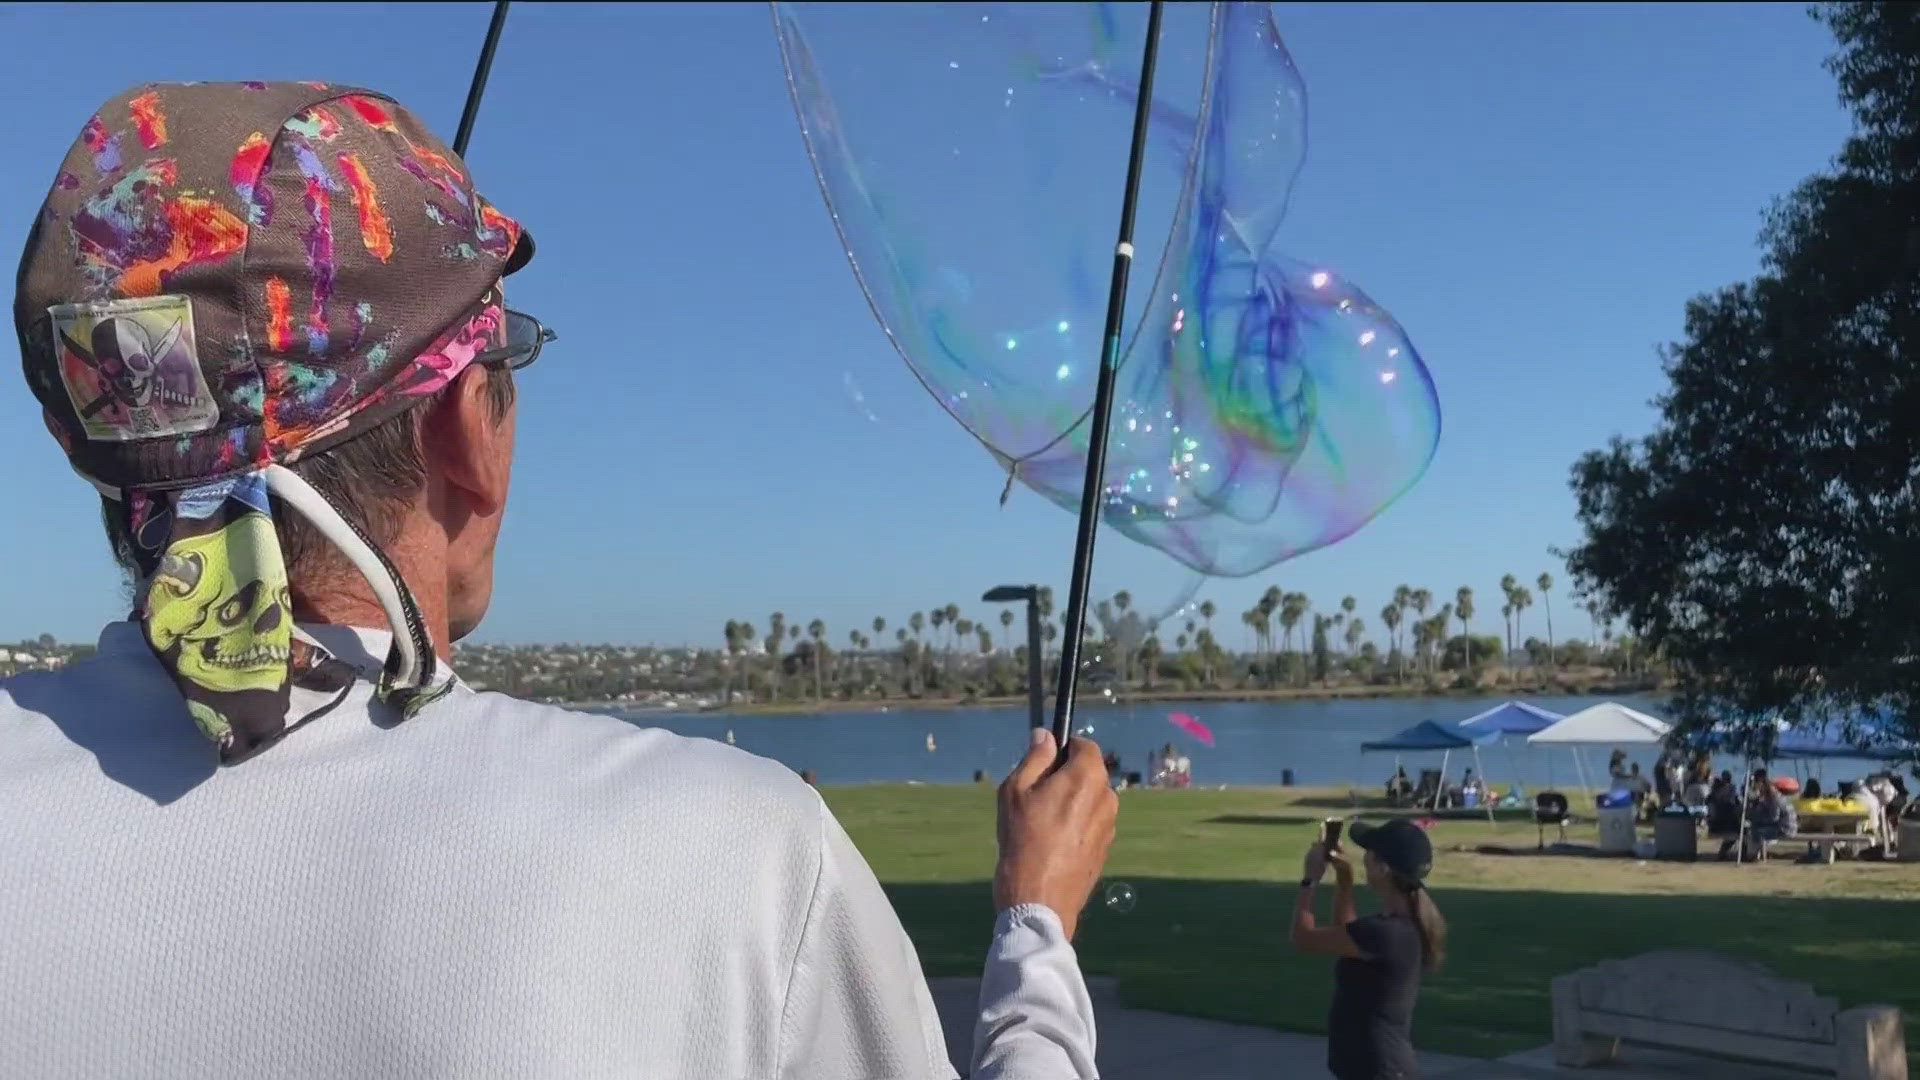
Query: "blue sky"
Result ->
[[0, 2, 1852, 650]]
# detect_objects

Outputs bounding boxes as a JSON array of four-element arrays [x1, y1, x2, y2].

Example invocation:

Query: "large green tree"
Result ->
[[1564, 3, 1920, 751]]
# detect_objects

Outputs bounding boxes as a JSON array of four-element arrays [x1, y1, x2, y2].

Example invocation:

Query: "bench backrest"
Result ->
[[1565, 951, 1837, 1042]]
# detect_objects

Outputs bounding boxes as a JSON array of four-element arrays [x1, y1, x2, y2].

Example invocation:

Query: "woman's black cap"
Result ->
[[1350, 818, 1433, 881]]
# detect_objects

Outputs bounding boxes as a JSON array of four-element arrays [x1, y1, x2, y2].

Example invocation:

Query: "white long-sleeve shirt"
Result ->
[[0, 623, 1095, 1078]]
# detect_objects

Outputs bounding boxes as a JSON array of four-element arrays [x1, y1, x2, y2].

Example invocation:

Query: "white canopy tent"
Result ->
[[1526, 702, 1672, 796]]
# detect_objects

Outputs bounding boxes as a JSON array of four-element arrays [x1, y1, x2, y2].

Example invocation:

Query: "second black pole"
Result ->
[[1049, 0, 1166, 749], [453, 0, 512, 157]]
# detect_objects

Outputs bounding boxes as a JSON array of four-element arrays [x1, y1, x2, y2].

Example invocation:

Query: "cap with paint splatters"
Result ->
[[15, 80, 532, 491], [12, 82, 534, 764]]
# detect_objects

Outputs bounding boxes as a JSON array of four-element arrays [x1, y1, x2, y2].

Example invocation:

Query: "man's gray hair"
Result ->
[[103, 368, 515, 587]]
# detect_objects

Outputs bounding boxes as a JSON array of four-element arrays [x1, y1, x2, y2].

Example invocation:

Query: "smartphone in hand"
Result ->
[[1321, 817, 1344, 851]]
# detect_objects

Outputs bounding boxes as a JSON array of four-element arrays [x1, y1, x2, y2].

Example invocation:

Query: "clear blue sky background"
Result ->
[[0, 2, 1852, 650]]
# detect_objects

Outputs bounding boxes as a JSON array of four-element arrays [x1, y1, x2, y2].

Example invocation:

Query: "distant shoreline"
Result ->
[[566, 677, 1664, 716]]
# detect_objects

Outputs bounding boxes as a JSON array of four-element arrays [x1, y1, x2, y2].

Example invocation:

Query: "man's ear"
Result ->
[[424, 365, 510, 517]]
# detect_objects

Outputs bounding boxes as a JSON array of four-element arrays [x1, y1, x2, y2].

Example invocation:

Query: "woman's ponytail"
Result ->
[[1397, 876, 1448, 972]]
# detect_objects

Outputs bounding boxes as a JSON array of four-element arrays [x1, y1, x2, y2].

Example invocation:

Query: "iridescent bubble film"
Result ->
[[775, 2, 1440, 576]]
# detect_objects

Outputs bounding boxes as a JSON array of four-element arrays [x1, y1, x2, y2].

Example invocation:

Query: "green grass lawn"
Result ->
[[823, 784, 1920, 1060]]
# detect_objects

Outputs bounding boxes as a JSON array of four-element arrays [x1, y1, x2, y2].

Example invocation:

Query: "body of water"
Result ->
[[593, 695, 1893, 791]]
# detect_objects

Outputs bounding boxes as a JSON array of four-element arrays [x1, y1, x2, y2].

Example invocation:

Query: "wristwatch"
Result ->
[[1299, 877, 1316, 889]]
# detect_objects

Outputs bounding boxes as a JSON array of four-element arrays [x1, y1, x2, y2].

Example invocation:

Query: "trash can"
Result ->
[[1597, 794, 1638, 855], [1900, 816, 1920, 864], [1655, 808, 1698, 862]]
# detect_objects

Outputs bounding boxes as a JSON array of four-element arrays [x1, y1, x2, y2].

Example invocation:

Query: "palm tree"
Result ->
[[1257, 586, 1282, 677], [1344, 617, 1364, 668], [1537, 572, 1556, 668], [1498, 574, 1518, 658], [999, 608, 1014, 650], [1408, 589, 1432, 672], [1280, 593, 1310, 685], [909, 610, 925, 686], [766, 613, 786, 682], [953, 618, 973, 687], [807, 619, 826, 700], [1500, 601, 1515, 664], [1137, 635, 1161, 689], [1511, 587, 1533, 669], [1380, 603, 1403, 680], [872, 616, 886, 639], [895, 627, 913, 695], [1454, 588, 1474, 669], [722, 620, 743, 703]]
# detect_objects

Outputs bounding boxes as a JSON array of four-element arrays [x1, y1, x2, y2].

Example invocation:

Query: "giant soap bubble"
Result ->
[[775, 2, 1439, 578]]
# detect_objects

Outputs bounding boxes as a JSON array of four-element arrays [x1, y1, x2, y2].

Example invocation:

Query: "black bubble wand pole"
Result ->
[[453, 0, 512, 156], [1049, 0, 1166, 749]]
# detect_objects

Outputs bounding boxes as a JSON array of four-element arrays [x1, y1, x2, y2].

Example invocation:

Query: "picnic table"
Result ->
[[1783, 806, 1875, 863]]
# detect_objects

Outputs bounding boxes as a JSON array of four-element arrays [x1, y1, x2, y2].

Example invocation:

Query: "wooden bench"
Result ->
[[1552, 951, 1906, 1079]]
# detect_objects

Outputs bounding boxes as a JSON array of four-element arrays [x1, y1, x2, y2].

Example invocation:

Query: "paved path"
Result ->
[[929, 978, 1792, 1079], [928, 976, 1523, 1079]]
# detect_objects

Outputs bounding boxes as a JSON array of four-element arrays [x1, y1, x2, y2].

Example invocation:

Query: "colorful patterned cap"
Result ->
[[14, 81, 530, 490], [12, 82, 532, 763]]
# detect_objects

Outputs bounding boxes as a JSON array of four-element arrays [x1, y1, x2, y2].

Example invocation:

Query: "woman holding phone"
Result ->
[[1290, 818, 1448, 1080]]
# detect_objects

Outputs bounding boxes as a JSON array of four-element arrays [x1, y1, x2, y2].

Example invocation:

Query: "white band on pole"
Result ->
[[1116, 242, 1135, 259]]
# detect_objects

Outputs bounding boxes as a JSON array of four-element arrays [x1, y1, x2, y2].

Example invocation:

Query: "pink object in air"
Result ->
[[1168, 712, 1215, 747]]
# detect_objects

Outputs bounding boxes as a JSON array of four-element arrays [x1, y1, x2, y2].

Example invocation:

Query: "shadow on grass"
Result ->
[[880, 878, 1920, 1060], [1206, 806, 1540, 827]]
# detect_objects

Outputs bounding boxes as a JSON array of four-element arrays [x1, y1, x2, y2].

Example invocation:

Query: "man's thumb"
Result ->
[[1007, 726, 1055, 788]]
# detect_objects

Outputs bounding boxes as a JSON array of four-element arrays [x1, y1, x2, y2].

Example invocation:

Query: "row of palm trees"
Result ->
[[718, 571, 1633, 704]]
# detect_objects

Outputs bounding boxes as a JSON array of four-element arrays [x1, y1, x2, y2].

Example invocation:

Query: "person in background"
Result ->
[[1884, 774, 1909, 837], [1685, 752, 1714, 805], [1385, 766, 1413, 806], [1706, 773, 1743, 845], [1, 82, 1115, 1079], [1169, 746, 1193, 788], [1802, 777, 1823, 800], [1628, 762, 1654, 821], [1847, 777, 1887, 847], [1652, 749, 1675, 809], [1867, 773, 1900, 824], [1292, 819, 1447, 1080], [1605, 749, 1628, 787], [1737, 769, 1787, 860]]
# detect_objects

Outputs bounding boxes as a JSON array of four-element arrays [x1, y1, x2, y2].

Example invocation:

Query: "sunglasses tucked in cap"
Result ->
[[13, 81, 534, 763]]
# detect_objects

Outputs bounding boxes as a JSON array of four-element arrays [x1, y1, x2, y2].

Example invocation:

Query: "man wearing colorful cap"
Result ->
[[2, 82, 1113, 1077]]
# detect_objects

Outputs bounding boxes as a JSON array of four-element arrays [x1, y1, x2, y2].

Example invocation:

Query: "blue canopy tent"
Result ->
[[1692, 714, 1915, 764], [1457, 701, 1563, 736], [1360, 719, 1500, 823], [1457, 701, 1564, 804], [1775, 720, 1914, 762]]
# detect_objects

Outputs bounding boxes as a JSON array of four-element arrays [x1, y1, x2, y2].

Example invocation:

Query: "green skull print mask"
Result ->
[[144, 509, 292, 745]]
